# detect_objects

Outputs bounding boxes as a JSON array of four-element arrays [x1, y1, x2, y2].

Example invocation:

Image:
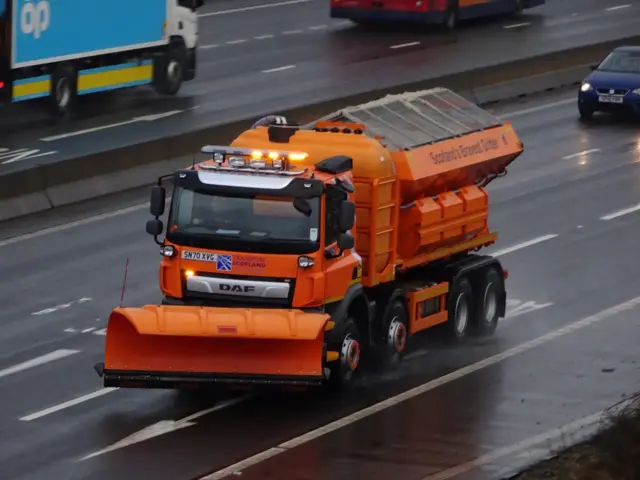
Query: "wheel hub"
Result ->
[[388, 317, 407, 353], [167, 59, 182, 85], [455, 295, 468, 334], [341, 335, 360, 372], [56, 78, 71, 108], [483, 284, 497, 323]]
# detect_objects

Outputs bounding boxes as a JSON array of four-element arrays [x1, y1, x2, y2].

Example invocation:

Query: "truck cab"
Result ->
[[146, 124, 360, 313]]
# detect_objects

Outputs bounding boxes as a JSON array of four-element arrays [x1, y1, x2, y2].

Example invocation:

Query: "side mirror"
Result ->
[[589, 64, 598, 71], [337, 233, 354, 251], [338, 200, 355, 232], [293, 198, 312, 217], [150, 186, 166, 217], [146, 219, 164, 237]]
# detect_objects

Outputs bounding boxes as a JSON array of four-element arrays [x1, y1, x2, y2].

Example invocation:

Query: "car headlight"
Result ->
[[633, 88, 640, 95], [580, 83, 593, 92]]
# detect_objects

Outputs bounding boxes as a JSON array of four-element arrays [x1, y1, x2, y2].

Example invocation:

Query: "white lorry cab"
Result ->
[[0, 0, 202, 116]]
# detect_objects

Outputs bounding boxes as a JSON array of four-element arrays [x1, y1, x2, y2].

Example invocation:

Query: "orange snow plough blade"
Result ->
[[94, 305, 331, 389]]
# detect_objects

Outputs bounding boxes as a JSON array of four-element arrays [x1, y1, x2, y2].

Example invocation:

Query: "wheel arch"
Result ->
[[324, 283, 375, 347]]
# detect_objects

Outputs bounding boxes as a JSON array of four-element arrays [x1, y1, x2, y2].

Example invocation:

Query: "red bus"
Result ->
[[330, 0, 546, 30]]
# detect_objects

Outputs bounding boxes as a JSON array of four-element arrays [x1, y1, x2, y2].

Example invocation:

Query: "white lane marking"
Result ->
[[422, 398, 636, 479], [562, 148, 600, 160], [282, 29, 302, 35], [199, 44, 219, 49], [200, 294, 640, 480], [0, 349, 79, 379], [81, 327, 96, 333], [199, 0, 312, 17], [225, 39, 247, 45], [0, 202, 155, 248], [31, 297, 92, 316], [605, 4, 631, 11], [262, 65, 296, 73], [497, 98, 575, 119], [489, 234, 558, 257], [503, 22, 530, 29], [308, 24, 328, 30], [390, 41, 420, 49], [503, 300, 554, 320], [601, 203, 640, 221], [0, 147, 58, 165], [254, 34, 275, 40], [20, 388, 119, 421], [80, 395, 252, 460], [40, 110, 187, 142]]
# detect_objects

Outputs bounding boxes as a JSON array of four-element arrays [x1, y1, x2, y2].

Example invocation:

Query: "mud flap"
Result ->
[[99, 305, 331, 388]]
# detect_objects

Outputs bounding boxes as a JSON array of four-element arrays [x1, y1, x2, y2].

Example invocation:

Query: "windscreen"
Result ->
[[598, 51, 640, 74], [166, 187, 321, 255]]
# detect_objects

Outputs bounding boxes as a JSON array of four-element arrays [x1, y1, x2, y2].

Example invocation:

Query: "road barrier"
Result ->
[[1, 35, 639, 223]]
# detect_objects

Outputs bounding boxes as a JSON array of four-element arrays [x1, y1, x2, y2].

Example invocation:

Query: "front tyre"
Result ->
[[578, 102, 594, 121], [154, 42, 187, 96], [326, 318, 362, 390]]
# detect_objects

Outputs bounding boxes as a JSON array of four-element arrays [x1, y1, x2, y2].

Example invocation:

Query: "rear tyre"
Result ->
[[48, 63, 77, 117], [326, 318, 362, 390], [444, 276, 473, 341], [469, 268, 503, 337]]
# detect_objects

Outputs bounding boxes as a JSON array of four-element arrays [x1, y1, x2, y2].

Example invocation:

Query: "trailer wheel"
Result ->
[[48, 64, 77, 117], [326, 318, 362, 390], [469, 268, 503, 337], [377, 299, 409, 368], [444, 276, 473, 341], [154, 42, 187, 96]]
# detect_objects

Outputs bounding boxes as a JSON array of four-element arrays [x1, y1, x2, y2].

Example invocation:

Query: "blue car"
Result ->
[[577, 46, 640, 120]]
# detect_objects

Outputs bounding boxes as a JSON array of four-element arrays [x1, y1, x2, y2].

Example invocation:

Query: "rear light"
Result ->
[[0, 81, 4, 89], [503, 269, 509, 279]]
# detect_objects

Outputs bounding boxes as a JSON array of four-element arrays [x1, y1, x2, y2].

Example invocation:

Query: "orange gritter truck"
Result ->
[[94, 87, 524, 390]]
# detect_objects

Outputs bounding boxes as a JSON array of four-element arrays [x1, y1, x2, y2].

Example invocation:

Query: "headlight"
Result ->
[[633, 88, 640, 95], [160, 245, 175, 257], [580, 83, 592, 92], [298, 256, 315, 268]]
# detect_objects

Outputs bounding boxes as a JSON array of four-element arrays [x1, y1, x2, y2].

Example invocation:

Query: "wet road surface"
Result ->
[[1, 90, 640, 479], [1, 0, 640, 173]]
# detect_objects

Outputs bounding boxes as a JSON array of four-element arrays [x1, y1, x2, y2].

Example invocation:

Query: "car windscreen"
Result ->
[[598, 51, 640, 74], [166, 187, 321, 254]]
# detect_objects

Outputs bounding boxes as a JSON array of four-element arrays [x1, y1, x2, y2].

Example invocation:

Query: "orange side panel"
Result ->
[[392, 124, 523, 203], [398, 185, 489, 262], [103, 307, 329, 377]]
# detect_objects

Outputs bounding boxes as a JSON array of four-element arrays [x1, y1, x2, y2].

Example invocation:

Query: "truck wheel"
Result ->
[[154, 43, 187, 96], [326, 318, 362, 390], [377, 299, 409, 368], [48, 64, 77, 117], [469, 268, 503, 337], [444, 276, 473, 341]]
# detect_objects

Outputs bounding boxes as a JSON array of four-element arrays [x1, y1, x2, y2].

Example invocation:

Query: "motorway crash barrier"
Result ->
[[1, 35, 640, 223]]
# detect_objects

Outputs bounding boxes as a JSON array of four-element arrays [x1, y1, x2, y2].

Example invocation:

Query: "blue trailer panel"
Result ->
[[0, 0, 6, 17], [12, 0, 168, 68]]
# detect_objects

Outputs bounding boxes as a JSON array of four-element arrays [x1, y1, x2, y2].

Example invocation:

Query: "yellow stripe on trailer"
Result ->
[[77, 61, 153, 95], [12, 75, 51, 101]]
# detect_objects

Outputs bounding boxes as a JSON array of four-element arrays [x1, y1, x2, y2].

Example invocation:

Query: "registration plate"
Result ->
[[598, 95, 624, 104], [181, 250, 217, 262]]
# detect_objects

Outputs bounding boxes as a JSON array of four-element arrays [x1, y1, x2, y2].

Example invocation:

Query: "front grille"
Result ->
[[182, 273, 296, 308], [596, 88, 629, 96]]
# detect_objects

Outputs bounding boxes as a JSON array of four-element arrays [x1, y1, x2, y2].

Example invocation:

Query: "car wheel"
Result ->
[[578, 103, 594, 120]]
